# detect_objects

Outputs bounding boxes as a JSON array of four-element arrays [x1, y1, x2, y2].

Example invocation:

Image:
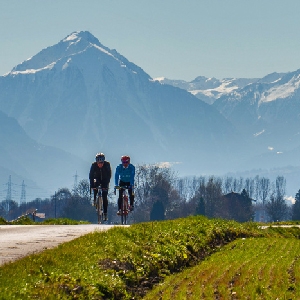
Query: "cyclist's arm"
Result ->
[[89, 163, 95, 188], [115, 165, 120, 186]]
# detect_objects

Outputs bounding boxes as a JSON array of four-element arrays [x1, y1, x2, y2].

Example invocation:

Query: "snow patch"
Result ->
[[64, 33, 78, 42], [62, 58, 72, 70], [153, 77, 166, 81], [261, 79, 300, 102], [10, 62, 56, 75]]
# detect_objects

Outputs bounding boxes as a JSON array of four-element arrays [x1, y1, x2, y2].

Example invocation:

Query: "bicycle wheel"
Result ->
[[97, 195, 104, 224], [121, 196, 129, 225]]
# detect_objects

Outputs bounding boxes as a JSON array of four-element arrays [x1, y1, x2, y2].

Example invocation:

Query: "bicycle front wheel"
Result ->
[[97, 196, 104, 224], [121, 198, 129, 225]]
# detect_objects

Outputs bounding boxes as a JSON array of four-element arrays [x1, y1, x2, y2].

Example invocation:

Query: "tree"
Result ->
[[150, 201, 165, 221], [239, 189, 254, 222], [266, 193, 288, 222], [53, 188, 72, 218], [265, 177, 287, 222], [76, 179, 91, 199], [195, 197, 205, 216], [134, 164, 182, 222], [204, 176, 222, 218], [292, 189, 300, 220], [244, 177, 255, 199], [62, 195, 96, 222], [217, 190, 253, 222]]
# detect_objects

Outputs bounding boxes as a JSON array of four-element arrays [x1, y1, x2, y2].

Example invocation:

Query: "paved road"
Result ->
[[0, 224, 121, 266]]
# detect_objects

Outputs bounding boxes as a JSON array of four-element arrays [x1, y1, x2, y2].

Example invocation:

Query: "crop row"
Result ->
[[144, 237, 300, 299]]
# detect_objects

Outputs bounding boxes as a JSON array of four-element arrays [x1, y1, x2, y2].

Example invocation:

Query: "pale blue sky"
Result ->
[[1, 0, 300, 81]]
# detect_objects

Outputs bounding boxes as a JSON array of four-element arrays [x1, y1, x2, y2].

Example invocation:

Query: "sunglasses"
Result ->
[[97, 161, 104, 164]]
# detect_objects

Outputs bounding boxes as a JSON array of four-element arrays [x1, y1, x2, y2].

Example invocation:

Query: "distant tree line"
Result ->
[[1, 164, 300, 223]]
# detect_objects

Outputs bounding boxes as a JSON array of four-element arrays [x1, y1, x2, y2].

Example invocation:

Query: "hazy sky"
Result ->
[[1, 0, 300, 81]]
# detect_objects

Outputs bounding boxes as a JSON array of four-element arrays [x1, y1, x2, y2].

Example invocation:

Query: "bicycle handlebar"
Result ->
[[114, 186, 132, 190], [92, 184, 108, 190]]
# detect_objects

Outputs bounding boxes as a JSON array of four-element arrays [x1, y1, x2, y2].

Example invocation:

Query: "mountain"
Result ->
[[0, 31, 250, 180], [155, 76, 259, 104], [0, 110, 88, 201], [213, 70, 300, 152], [157, 71, 300, 171]]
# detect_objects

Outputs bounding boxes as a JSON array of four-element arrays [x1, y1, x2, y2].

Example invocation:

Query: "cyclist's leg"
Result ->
[[129, 188, 134, 207], [117, 188, 122, 214], [102, 188, 108, 221], [102, 190, 108, 213], [93, 189, 97, 206], [101, 184, 108, 214], [118, 188, 123, 209]]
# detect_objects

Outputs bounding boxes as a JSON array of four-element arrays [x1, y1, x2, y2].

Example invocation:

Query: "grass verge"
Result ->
[[0, 216, 299, 299]]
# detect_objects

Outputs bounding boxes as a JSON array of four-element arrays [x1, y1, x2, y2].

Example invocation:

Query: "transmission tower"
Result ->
[[73, 171, 79, 194], [4, 175, 12, 211], [20, 180, 26, 204]]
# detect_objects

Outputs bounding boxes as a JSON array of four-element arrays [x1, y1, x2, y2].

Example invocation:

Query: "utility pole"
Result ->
[[54, 191, 57, 218]]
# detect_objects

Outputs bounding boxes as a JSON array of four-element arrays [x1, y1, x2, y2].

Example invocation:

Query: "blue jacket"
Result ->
[[115, 163, 135, 186]]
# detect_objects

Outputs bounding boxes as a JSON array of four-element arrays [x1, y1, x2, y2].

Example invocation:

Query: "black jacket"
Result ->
[[89, 161, 112, 188]]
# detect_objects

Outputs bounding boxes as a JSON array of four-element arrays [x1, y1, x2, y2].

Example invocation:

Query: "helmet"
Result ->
[[121, 155, 130, 164], [95, 153, 105, 162]]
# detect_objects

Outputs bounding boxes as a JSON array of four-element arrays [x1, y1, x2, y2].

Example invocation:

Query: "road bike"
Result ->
[[115, 186, 131, 225]]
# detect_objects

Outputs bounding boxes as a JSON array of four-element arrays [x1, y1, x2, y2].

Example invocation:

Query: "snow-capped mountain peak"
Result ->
[[7, 31, 149, 82], [11, 31, 108, 73]]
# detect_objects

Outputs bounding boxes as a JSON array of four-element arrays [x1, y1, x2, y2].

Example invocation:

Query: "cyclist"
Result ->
[[89, 152, 112, 221], [114, 155, 135, 215]]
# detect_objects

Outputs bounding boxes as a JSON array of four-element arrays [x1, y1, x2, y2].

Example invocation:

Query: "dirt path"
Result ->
[[0, 224, 120, 266]]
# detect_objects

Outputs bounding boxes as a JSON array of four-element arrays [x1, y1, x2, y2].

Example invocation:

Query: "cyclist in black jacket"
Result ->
[[89, 153, 112, 221]]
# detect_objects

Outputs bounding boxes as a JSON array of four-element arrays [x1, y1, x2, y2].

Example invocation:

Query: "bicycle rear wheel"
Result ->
[[121, 213, 127, 225]]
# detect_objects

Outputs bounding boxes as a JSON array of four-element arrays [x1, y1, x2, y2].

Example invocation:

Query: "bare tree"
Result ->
[[244, 177, 255, 199], [265, 176, 287, 222], [76, 179, 90, 200], [204, 176, 222, 218], [134, 164, 181, 222], [223, 176, 233, 194]]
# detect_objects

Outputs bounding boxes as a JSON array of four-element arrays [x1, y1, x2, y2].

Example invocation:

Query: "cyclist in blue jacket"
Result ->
[[114, 155, 135, 214]]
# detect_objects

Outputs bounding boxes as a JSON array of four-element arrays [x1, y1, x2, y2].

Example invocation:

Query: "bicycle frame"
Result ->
[[116, 186, 130, 225], [96, 185, 104, 224]]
